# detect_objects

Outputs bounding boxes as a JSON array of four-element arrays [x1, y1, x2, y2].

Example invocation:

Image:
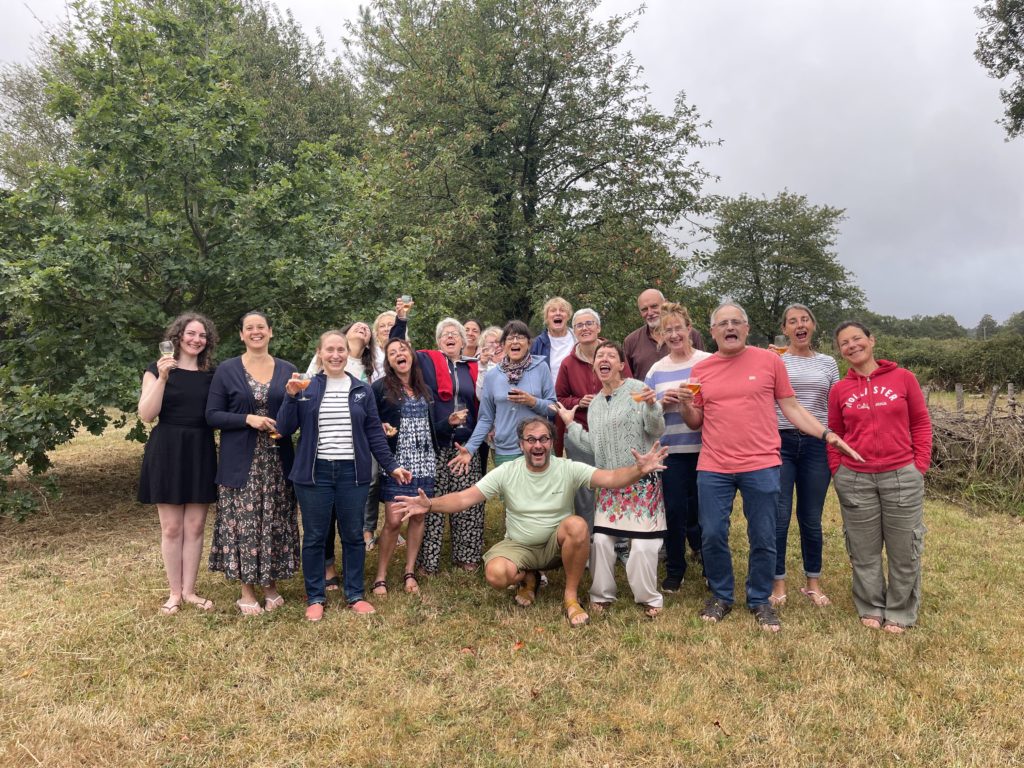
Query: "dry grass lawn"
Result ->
[[2, 424, 1024, 767]]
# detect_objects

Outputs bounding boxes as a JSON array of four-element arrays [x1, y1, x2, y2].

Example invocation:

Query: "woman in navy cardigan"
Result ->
[[205, 311, 299, 616], [276, 329, 410, 621]]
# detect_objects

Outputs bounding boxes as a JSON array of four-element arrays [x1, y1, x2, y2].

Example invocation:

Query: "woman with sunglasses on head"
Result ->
[[205, 311, 299, 616], [768, 303, 840, 610], [828, 320, 932, 634], [138, 312, 219, 615]]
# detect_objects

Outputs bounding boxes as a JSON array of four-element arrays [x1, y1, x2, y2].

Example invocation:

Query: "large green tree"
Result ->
[[976, 0, 1024, 139], [698, 191, 865, 343], [0, 0, 374, 516], [350, 0, 713, 326]]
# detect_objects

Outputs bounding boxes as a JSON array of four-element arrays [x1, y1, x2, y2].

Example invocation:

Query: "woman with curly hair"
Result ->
[[138, 312, 220, 615]]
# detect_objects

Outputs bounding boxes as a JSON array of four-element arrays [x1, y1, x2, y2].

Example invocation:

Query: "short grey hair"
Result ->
[[435, 317, 467, 346], [710, 302, 749, 326], [571, 308, 601, 327]]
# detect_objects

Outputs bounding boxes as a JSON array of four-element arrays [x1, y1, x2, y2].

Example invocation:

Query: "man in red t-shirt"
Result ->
[[679, 303, 860, 632]]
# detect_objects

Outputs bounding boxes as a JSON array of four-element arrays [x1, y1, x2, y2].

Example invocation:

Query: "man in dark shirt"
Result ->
[[623, 288, 705, 380]]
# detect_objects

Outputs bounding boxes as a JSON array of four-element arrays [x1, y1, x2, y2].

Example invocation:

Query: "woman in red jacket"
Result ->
[[827, 321, 932, 634]]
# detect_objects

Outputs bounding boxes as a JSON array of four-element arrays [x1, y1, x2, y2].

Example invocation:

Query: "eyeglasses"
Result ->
[[574, 320, 597, 329], [712, 319, 746, 329], [662, 325, 688, 336], [521, 435, 552, 446], [505, 334, 529, 343], [439, 331, 461, 339]]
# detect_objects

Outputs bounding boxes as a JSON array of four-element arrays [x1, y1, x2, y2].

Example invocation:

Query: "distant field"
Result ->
[[2, 423, 1023, 766]]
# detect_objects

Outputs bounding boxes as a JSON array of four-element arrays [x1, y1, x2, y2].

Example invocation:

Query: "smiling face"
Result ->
[[783, 308, 816, 352], [318, 333, 349, 377], [709, 305, 749, 357], [545, 304, 570, 336], [437, 324, 464, 360], [347, 322, 371, 348], [504, 332, 529, 363], [519, 421, 554, 471], [239, 313, 273, 352], [661, 313, 692, 355], [836, 325, 876, 370], [592, 344, 625, 385], [375, 315, 395, 346], [573, 312, 600, 345], [638, 289, 664, 329], [464, 321, 481, 349], [178, 320, 209, 358], [386, 339, 413, 378]]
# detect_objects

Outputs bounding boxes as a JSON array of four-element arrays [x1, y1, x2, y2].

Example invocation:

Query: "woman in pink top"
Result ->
[[828, 321, 932, 634]]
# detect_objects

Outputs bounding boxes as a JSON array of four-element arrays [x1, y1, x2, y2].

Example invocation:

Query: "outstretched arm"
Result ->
[[396, 487, 487, 522], [590, 441, 669, 490]]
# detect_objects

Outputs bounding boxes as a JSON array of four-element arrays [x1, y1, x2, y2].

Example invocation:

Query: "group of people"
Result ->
[[138, 288, 932, 632]]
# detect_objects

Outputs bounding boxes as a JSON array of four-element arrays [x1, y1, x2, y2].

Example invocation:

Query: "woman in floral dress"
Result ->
[[554, 341, 666, 617], [205, 311, 299, 615]]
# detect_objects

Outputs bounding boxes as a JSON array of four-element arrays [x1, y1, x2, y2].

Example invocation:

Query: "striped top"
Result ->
[[775, 351, 840, 429], [317, 375, 354, 459], [644, 350, 712, 454]]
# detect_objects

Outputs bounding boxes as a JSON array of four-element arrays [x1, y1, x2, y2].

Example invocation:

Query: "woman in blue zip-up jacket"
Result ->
[[276, 329, 411, 621]]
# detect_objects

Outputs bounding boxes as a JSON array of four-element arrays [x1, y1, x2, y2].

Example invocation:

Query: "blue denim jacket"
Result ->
[[275, 372, 400, 486]]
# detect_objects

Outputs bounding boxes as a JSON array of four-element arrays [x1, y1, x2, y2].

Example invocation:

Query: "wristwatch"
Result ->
[[821, 427, 832, 442]]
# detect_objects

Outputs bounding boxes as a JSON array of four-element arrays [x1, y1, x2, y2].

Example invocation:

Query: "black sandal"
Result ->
[[372, 580, 388, 596], [750, 603, 781, 631], [700, 597, 733, 623], [403, 572, 420, 594]]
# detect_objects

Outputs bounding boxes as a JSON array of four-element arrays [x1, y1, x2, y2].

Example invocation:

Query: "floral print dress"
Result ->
[[208, 372, 300, 585]]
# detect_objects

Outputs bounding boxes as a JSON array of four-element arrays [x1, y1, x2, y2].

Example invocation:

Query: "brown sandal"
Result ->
[[514, 570, 539, 607], [564, 599, 590, 627]]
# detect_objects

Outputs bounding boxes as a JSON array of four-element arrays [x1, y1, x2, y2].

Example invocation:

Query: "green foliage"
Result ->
[[864, 335, 1024, 389], [697, 191, 865, 343], [976, 0, 1024, 139], [860, 311, 967, 340], [975, 313, 1000, 339], [351, 0, 713, 326]]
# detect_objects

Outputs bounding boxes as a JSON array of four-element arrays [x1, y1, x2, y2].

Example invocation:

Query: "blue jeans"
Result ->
[[661, 453, 701, 582], [775, 431, 831, 579], [697, 467, 780, 607], [293, 459, 370, 606]]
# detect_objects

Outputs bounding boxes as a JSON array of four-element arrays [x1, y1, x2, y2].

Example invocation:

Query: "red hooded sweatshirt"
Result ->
[[827, 359, 932, 475]]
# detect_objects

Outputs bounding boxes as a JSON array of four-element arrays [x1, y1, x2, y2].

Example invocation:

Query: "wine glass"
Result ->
[[773, 335, 789, 355], [158, 341, 174, 358], [684, 376, 701, 395], [296, 372, 313, 402]]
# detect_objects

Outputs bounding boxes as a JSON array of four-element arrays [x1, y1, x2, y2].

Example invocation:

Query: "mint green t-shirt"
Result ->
[[475, 456, 596, 546]]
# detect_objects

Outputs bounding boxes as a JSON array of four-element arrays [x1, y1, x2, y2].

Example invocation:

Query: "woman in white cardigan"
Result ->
[[554, 341, 666, 617]]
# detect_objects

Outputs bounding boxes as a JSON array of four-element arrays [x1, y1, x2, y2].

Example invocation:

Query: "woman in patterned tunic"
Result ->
[[205, 311, 299, 616], [138, 312, 219, 615], [370, 338, 437, 595], [389, 306, 484, 573], [554, 341, 666, 617]]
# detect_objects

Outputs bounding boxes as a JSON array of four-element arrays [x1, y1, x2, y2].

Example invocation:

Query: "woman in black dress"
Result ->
[[206, 311, 300, 616], [138, 312, 219, 615]]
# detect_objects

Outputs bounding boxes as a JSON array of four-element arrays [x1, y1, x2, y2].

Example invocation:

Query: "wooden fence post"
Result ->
[[1009, 383, 1018, 420], [985, 385, 1000, 420], [955, 383, 964, 414], [923, 385, 931, 406]]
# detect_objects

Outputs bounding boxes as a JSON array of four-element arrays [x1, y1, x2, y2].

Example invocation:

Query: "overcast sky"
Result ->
[[5, 0, 1022, 326]]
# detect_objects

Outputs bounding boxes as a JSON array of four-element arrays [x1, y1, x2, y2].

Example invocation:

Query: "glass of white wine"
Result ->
[[158, 341, 175, 358], [296, 372, 313, 402]]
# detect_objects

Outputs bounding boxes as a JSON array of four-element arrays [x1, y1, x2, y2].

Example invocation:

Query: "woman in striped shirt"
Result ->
[[276, 330, 411, 621], [770, 304, 840, 609]]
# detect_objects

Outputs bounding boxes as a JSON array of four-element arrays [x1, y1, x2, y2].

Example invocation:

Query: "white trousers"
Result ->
[[589, 533, 663, 608]]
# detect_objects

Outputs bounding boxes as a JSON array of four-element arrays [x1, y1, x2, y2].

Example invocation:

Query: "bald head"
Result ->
[[637, 288, 665, 329]]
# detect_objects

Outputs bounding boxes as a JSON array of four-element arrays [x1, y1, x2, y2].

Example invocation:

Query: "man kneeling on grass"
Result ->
[[397, 416, 668, 627]]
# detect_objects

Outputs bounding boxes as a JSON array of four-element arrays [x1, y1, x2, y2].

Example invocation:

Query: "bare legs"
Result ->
[[374, 502, 425, 593], [157, 503, 212, 612]]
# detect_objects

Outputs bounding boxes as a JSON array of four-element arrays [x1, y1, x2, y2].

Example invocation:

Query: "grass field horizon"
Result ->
[[2, 423, 1023, 767]]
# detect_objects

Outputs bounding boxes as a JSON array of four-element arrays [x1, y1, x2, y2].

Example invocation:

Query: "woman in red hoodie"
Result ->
[[827, 321, 932, 634]]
